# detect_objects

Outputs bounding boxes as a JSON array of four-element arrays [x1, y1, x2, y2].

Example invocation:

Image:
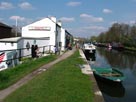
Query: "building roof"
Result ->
[[22, 16, 62, 29], [0, 37, 21, 42], [0, 22, 12, 28], [0, 37, 50, 43]]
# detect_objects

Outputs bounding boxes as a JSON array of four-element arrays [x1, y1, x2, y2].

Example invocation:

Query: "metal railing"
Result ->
[[0, 45, 55, 69]]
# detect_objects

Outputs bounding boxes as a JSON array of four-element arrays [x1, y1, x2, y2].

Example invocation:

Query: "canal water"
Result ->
[[87, 47, 136, 102]]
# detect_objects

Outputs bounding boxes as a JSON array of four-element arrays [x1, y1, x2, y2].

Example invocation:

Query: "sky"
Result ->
[[0, 0, 136, 38]]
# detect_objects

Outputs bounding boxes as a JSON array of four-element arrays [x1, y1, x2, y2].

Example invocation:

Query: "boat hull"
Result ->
[[84, 49, 96, 54], [82, 43, 96, 54], [93, 68, 125, 84], [96, 78, 125, 97]]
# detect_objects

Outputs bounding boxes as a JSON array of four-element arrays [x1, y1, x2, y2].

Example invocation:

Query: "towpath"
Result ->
[[0, 48, 76, 101], [0, 48, 104, 102]]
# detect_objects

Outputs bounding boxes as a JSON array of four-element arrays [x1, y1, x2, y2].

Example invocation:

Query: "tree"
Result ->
[[95, 22, 136, 47]]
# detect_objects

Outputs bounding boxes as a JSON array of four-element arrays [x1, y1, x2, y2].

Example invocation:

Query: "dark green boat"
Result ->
[[92, 67, 125, 83]]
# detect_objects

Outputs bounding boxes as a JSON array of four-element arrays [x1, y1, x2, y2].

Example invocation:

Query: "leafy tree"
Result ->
[[94, 23, 136, 47]]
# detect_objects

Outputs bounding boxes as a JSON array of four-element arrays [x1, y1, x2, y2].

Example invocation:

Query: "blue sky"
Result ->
[[0, 0, 136, 37]]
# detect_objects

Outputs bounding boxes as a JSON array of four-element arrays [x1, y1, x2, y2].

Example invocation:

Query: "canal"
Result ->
[[87, 47, 136, 102]]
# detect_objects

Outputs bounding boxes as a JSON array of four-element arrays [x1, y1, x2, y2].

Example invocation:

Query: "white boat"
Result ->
[[83, 43, 96, 54]]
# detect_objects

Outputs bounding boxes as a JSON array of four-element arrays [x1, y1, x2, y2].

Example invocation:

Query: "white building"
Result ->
[[22, 17, 61, 50], [22, 17, 70, 51], [0, 16, 73, 70], [0, 37, 49, 70], [0, 37, 50, 54]]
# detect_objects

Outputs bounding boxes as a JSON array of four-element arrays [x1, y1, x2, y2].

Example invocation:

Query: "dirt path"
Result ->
[[0, 48, 76, 101]]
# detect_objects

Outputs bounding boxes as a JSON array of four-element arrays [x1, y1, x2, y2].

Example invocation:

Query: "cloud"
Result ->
[[103, 9, 112, 14], [132, 0, 136, 2], [110, 20, 136, 26], [0, 2, 14, 10], [110, 21, 118, 25], [68, 28, 99, 37], [10, 16, 25, 21], [67, 25, 107, 37], [9, 15, 34, 25], [83, 26, 106, 31], [59, 17, 75, 22], [123, 20, 136, 25], [67, 2, 81, 7], [18, 2, 34, 10], [80, 13, 104, 22], [0, 18, 3, 21], [129, 20, 136, 24]]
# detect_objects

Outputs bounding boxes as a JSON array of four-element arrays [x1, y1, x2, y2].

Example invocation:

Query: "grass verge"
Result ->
[[4, 50, 94, 102], [0, 55, 57, 90]]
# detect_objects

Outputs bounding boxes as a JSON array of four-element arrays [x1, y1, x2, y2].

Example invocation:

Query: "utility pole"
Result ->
[[15, 17, 18, 37]]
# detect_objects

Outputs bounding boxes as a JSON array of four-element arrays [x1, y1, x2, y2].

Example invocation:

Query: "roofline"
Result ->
[[0, 22, 12, 28], [47, 17, 61, 28], [22, 17, 61, 28], [0, 37, 50, 43], [65, 30, 73, 36]]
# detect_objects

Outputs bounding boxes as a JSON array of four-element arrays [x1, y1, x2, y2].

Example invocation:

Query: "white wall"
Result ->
[[21, 17, 69, 52], [56, 26, 61, 47], [22, 18, 56, 46], [60, 28, 66, 51], [0, 37, 50, 58], [0, 43, 17, 51], [18, 38, 50, 57]]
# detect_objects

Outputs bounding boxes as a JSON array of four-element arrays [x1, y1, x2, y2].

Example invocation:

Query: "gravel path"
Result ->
[[0, 48, 76, 101]]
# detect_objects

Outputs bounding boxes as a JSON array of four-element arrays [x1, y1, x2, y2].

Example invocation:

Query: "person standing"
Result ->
[[35, 45, 39, 58], [54, 45, 58, 55], [31, 45, 35, 58]]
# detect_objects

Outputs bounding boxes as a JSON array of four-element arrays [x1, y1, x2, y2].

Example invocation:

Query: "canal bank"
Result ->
[[0, 48, 77, 101], [0, 48, 104, 102], [79, 49, 105, 102], [90, 47, 136, 102]]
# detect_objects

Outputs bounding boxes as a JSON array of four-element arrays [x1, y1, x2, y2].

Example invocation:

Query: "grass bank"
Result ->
[[0, 55, 57, 90], [4, 50, 94, 102]]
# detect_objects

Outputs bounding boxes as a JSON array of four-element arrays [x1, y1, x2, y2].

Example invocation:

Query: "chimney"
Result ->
[[57, 20, 62, 26], [50, 16, 57, 23]]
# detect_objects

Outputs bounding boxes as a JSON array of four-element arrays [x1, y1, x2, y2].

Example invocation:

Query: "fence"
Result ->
[[0, 45, 55, 70]]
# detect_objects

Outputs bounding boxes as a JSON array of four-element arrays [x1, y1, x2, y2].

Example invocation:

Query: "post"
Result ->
[[49, 45, 51, 53], [19, 49, 21, 61], [43, 46, 45, 55], [15, 17, 18, 37]]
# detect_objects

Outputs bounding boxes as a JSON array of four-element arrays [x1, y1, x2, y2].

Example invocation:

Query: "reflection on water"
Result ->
[[84, 52, 96, 61], [96, 78, 125, 98], [90, 48, 136, 77], [84, 47, 136, 102], [97, 48, 136, 70], [85, 51, 125, 97]]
